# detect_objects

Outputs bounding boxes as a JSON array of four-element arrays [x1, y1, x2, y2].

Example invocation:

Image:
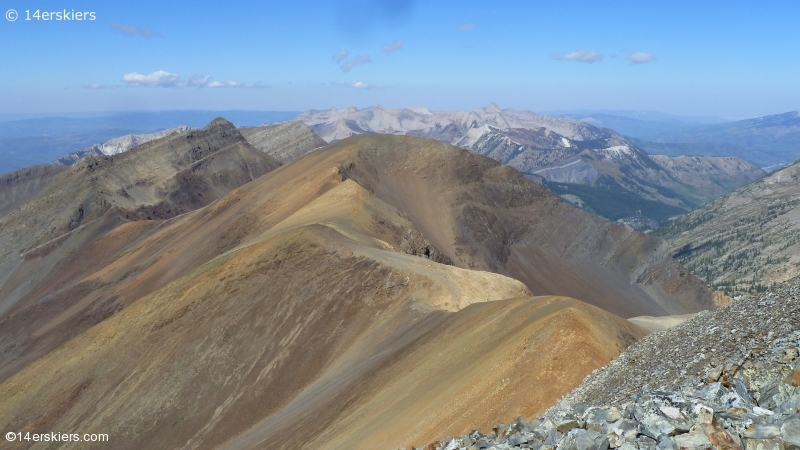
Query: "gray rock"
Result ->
[[782, 419, 800, 450], [639, 413, 677, 439], [559, 429, 610, 450], [586, 408, 610, 433], [744, 425, 782, 439], [637, 435, 658, 450], [672, 428, 714, 450], [743, 438, 785, 450], [554, 411, 582, 433], [657, 435, 675, 450], [757, 382, 782, 410], [606, 407, 623, 423]]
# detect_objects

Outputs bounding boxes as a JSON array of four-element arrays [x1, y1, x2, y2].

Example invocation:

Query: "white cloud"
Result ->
[[122, 70, 181, 87], [111, 22, 162, 39], [458, 23, 475, 31], [332, 50, 349, 63], [628, 51, 655, 64], [340, 55, 372, 72], [382, 40, 404, 53], [121, 71, 265, 88], [206, 80, 267, 89], [333, 80, 387, 90], [551, 50, 603, 63], [81, 84, 121, 89]]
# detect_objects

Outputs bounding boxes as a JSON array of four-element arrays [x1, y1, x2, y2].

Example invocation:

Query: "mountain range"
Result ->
[[52, 126, 190, 165], [630, 110, 800, 169], [298, 104, 764, 229], [0, 111, 300, 174], [555, 110, 728, 139], [654, 157, 800, 297], [0, 120, 717, 449]]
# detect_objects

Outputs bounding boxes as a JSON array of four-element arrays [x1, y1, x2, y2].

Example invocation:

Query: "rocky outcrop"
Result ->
[[239, 120, 327, 163]]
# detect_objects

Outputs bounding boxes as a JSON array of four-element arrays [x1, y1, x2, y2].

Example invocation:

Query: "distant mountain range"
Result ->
[[52, 126, 190, 165], [299, 104, 764, 229], [634, 111, 800, 169], [553, 110, 729, 138], [0, 110, 300, 174]]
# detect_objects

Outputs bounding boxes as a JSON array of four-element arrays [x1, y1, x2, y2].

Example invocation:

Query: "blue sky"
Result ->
[[1, 0, 798, 118]]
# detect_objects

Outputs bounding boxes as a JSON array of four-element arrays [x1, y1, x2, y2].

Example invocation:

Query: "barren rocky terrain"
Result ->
[[239, 121, 327, 162], [424, 276, 800, 450], [0, 129, 716, 449]]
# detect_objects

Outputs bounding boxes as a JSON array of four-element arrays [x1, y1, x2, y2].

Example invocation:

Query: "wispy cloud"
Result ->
[[627, 51, 655, 64], [340, 55, 372, 72], [551, 50, 603, 63], [121, 70, 266, 88], [382, 40, 404, 53], [333, 80, 387, 90], [332, 50, 349, 63], [110, 22, 163, 39], [458, 23, 475, 31], [206, 80, 267, 88], [81, 83, 121, 89]]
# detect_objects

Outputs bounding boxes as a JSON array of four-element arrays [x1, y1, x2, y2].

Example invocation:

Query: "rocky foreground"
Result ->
[[417, 277, 800, 450]]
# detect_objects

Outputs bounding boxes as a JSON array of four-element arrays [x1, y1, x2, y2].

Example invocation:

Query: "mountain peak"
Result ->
[[483, 102, 501, 112], [204, 117, 236, 131]]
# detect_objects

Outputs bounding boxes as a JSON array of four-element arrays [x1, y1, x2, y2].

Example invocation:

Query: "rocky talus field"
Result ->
[[421, 276, 800, 450]]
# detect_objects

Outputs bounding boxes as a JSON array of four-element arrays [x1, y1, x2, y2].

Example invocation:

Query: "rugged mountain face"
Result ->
[[654, 159, 800, 297], [313, 135, 717, 317], [298, 105, 761, 230], [648, 155, 764, 200], [238, 120, 327, 162], [0, 164, 68, 217], [0, 118, 280, 380], [0, 132, 714, 449], [642, 110, 800, 169], [52, 126, 191, 165]]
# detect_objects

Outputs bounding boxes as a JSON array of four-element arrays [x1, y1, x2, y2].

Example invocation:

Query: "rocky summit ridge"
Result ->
[[51, 126, 190, 165], [418, 276, 800, 450]]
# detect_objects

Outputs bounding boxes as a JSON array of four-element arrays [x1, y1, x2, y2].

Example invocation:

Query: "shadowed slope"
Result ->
[[291, 134, 716, 317]]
